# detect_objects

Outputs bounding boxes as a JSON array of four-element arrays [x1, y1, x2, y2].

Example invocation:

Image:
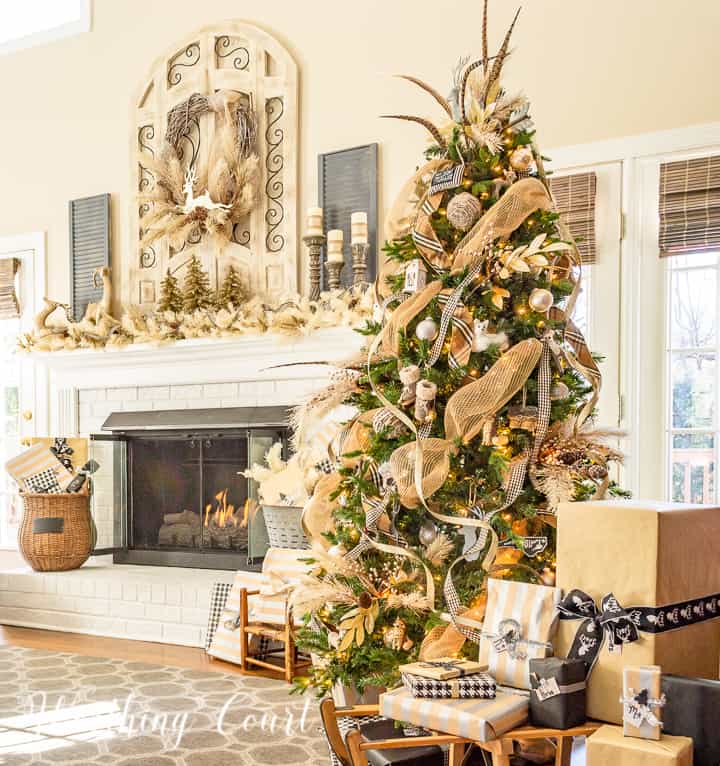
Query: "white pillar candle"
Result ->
[[351, 211, 369, 244], [326, 229, 345, 263], [306, 207, 323, 237]]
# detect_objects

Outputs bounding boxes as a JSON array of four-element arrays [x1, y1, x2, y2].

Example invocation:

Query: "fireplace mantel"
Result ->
[[34, 327, 365, 389], [33, 327, 365, 434]]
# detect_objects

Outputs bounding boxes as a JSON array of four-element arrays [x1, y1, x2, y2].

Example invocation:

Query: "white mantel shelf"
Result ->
[[32, 326, 365, 390]]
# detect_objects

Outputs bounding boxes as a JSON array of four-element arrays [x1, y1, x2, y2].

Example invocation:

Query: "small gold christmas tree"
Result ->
[[215, 264, 247, 309], [157, 269, 183, 314], [182, 255, 212, 312]]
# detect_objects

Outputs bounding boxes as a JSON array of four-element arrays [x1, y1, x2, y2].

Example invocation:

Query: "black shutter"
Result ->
[[318, 144, 378, 288], [69, 193, 111, 321]]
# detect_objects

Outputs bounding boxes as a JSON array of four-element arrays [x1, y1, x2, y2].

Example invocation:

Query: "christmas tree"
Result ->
[[182, 255, 212, 313], [157, 269, 183, 313], [215, 264, 247, 309], [292, 5, 626, 696]]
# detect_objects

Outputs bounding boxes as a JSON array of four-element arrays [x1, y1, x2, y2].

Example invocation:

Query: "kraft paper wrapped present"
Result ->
[[29, 437, 88, 474], [379, 686, 527, 742], [662, 674, 720, 766], [398, 657, 486, 681], [622, 665, 665, 740], [529, 656, 586, 729], [478, 578, 562, 689], [587, 724, 692, 766], [556, 500, 720, 724]]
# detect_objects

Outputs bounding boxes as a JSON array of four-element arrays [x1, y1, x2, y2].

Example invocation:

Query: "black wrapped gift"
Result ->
[[352, 718, 445, 766], [661, 674, 720, 766], [529, 657, 587, 730]]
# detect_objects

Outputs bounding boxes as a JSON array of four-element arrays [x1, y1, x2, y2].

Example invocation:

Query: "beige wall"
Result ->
[[0, 0, 719, 302]]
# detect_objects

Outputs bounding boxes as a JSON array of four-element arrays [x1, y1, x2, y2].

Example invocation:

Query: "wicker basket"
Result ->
[[262, 505, 309, 549], [18, 491, 92, 572]]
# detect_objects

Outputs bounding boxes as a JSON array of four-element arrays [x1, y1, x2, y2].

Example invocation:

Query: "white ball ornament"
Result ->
[[327, 543, 347, 558], [528, 288, 554, 313], [415, 316, 439, 342], [509, 146, 535, 172], [446, 192, 483, 232]]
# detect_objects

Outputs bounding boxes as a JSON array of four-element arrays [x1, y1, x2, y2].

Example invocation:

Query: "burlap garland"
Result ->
[[444, 338, 543, 443], [452, 178, 554, 273], [380, 280, 443, 356]]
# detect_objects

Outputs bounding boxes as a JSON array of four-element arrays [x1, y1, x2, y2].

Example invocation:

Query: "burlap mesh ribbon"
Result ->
[[452, 178, 553, 273], [444, 338, 543, 443], [340, 409, 380, 468], [380, 281, 443, 356], [389, 438, 457, 509]]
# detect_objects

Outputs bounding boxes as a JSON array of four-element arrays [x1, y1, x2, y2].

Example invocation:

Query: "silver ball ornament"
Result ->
[[415, 316, 439, 342], [528, 288, 554, 313], [419, 520, 438, 546], [509, 146, 535, 172], [446, 192, 482, 232]]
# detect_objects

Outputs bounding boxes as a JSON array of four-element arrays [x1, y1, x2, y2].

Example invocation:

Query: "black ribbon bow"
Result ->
[[557, 589, 640, 673]]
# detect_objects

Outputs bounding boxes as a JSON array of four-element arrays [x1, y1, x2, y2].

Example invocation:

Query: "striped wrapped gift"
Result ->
[[380, 687, 528, 742], [478, 579, 563, 690], [5, 444, 73, 490]]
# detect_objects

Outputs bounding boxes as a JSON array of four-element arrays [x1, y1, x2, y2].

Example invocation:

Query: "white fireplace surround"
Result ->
[[0, 328, 363, 647]]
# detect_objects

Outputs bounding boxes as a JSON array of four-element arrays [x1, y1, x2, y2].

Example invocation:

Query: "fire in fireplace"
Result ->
[[90, 407, 289, 570]]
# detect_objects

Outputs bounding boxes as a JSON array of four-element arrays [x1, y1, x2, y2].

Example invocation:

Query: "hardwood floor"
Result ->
[[0, 625, 253, 675]]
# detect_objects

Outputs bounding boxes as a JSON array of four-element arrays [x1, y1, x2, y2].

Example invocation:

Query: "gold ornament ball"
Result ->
[[528, 287, 554, 313], [415, 316, 439, 341], [509, 146, 535, 172], [446, 192, 483, 232]]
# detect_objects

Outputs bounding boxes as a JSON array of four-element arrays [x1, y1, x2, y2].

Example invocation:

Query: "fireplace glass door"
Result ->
[[130, 435, 250, 553]]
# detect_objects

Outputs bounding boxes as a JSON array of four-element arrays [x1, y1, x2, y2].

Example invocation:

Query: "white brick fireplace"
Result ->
[[0, 328, 362, 647]]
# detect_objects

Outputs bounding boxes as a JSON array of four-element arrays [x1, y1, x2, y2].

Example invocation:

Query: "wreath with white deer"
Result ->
[[139, 91, 259, 251]]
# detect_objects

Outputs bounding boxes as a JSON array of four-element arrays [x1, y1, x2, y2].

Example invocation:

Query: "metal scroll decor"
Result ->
[[167, 42, 201, 88], [214, 36, 250, 70], [265, 97, 285, 253]]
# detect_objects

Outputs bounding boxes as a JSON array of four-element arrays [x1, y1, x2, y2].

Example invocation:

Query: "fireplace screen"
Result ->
[[90, 406, 289, 569], [131, 436, 250, 552]]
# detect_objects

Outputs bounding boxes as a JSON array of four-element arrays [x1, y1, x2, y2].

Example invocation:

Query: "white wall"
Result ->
[[0, 0, 718, 305]]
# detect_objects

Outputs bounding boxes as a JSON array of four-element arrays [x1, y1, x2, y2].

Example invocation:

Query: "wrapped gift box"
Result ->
[[379, 686, 527, 742], [478, 578, 562, 690], [355, 719, 445, 766], [556, 500, 720, 724], [398, 657, 486, 681], [587, 724, 692, 765], [401, 671, 496, 699], [622, 665, 664, 740], [662, 674, 720, 766], [529, 656, 586, 730]]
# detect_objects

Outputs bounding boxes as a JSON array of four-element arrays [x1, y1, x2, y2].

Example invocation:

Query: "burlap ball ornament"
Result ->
[[446, 192, 483, 232]]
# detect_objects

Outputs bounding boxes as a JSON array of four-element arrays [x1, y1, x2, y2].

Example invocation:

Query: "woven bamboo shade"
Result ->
[[0, 257, 20, 319], [549, 172, 597, 264], [659, 155, 720, 258]]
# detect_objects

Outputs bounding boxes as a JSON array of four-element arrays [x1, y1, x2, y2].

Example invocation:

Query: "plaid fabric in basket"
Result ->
[[402, 671, 497, 699], [24, 469, 63, 494]]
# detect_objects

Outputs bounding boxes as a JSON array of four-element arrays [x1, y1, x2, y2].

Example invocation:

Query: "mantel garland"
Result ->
[[138, 91, 260, 251]]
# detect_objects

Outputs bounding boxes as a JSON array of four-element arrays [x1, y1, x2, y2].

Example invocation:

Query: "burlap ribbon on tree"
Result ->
[[389, 438, 457, 509], [339, 409, 381, 469], [452, 178, 554, 273], [380, 281, 443, 356], [444, 338, 543, 443]]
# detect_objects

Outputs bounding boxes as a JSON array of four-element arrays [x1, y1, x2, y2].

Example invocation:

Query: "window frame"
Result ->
[[0, 1, 91, 57]]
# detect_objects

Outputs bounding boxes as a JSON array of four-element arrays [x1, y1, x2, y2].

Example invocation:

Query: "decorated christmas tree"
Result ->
[[182, 254, 212, 312], [292, 5, 626, 696], [157, 269, 183, 313], [215, 264, 247, 309]]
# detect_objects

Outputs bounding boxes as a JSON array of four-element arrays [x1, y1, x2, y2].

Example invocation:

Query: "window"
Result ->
[[666, 252, 718, 503], [0, 1, 90, 55], [0, 313, 21, 547]]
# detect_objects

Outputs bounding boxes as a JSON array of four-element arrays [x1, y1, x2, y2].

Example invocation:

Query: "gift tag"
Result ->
[[623, 702, 646, 729], [535, 677, 561, 702], [522, 536, 548, 557]]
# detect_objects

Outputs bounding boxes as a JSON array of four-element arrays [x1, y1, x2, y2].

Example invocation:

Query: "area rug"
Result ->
[[0, 645, 329, 766]]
